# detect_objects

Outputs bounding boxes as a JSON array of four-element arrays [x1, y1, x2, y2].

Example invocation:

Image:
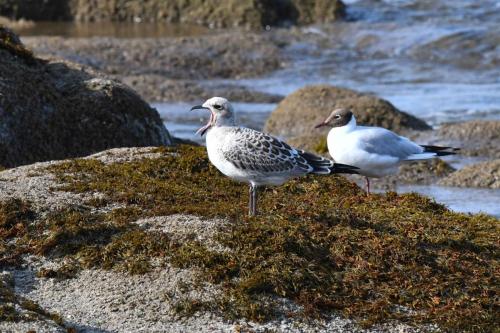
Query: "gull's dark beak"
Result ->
[[314, 122, 326, 129], [190, 105, 210, 111]]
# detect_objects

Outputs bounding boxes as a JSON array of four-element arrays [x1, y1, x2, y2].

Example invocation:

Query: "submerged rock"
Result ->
[[0, 28, 171, 168], [121, 76, 283, 103], [24, 33, 285, 81], [439, 159, 500, 189], [0, 0, 346, 28], [264, 84, 431, 142], [24, 33, 286, 103]]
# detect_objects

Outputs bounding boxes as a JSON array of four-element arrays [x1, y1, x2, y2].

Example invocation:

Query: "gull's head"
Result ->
[[315, 108, 355, 129], [190, 97, 235, 136]]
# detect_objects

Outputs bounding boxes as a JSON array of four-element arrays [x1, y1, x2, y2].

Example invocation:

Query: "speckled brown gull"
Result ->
[[191, 97, 359, 216]]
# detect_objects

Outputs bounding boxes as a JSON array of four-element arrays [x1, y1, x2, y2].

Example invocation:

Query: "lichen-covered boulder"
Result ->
[[0, 0, 346, 28], [0, 27, 171, 168], [264, 85, 430, 142], [439, 159, 500, 189]]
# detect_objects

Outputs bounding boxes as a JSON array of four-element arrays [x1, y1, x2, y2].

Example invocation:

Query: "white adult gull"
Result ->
[[191, 97, 359, 216], [315, 108, 458, 195]]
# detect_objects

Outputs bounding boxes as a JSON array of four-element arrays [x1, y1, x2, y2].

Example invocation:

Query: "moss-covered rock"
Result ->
[[0, 27, 172, 168], [264, 85, 431, 144], [0, 0, 346, 28], [1, 146, 498, 332]]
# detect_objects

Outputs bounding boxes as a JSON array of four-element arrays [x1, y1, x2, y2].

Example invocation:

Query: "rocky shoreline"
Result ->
[[2, 25, 498, 187], [0, 19, 499, 333]]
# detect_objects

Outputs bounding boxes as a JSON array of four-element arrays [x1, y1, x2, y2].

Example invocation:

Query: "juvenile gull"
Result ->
[[315, 108, 459, 195], [191, 97, 359, 216]]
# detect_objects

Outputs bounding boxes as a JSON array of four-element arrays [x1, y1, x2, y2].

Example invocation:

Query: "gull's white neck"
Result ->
[[326, 116, 357, 159], [214, 113, 236, 127]]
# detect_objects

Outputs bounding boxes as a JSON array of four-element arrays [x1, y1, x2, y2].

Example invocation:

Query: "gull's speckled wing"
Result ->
[[221, 127, 316, 175]]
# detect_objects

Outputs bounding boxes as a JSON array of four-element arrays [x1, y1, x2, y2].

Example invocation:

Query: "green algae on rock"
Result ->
[[33, 145, 499, 331]]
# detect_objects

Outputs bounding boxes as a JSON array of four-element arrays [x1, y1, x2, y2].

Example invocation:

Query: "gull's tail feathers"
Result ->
[[405, 145, 460, 161], [421, 145, 460, 156]]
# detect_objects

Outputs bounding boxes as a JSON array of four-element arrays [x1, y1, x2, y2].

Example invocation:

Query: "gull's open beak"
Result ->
[[190, 105, 210, 111], [191, 104, 214, 136]]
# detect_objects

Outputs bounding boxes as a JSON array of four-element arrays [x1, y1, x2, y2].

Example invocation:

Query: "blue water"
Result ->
[[394, 185, 500, 217], [158, 1, 500, 140]]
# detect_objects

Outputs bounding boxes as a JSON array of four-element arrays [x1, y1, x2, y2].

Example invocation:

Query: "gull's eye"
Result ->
[[213, 104, 223, 110], [334, 115, 341, 119]]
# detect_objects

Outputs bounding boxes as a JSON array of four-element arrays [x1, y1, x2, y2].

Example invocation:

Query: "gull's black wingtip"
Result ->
[[420, 145, 460, 156], [330, 163, 359, 175]]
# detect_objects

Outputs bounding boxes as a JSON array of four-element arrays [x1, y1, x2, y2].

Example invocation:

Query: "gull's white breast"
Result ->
[[206, 127, 250, 182]]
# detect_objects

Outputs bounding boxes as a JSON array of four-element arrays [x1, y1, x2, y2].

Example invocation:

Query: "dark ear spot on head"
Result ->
[[214, 104, 222, 110], [344, 110, 353, 123]]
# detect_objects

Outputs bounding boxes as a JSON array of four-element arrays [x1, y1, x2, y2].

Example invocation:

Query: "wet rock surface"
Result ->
[[439, 159, 500, 189], [0, 28, 172, 168], [120, 76, 283, 104], [0, 0, 346, 28], [23, 32, 283, 80], [433, 120, 500, 158], [24, 33, 285, 80], [23, 33, 286, 103]]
